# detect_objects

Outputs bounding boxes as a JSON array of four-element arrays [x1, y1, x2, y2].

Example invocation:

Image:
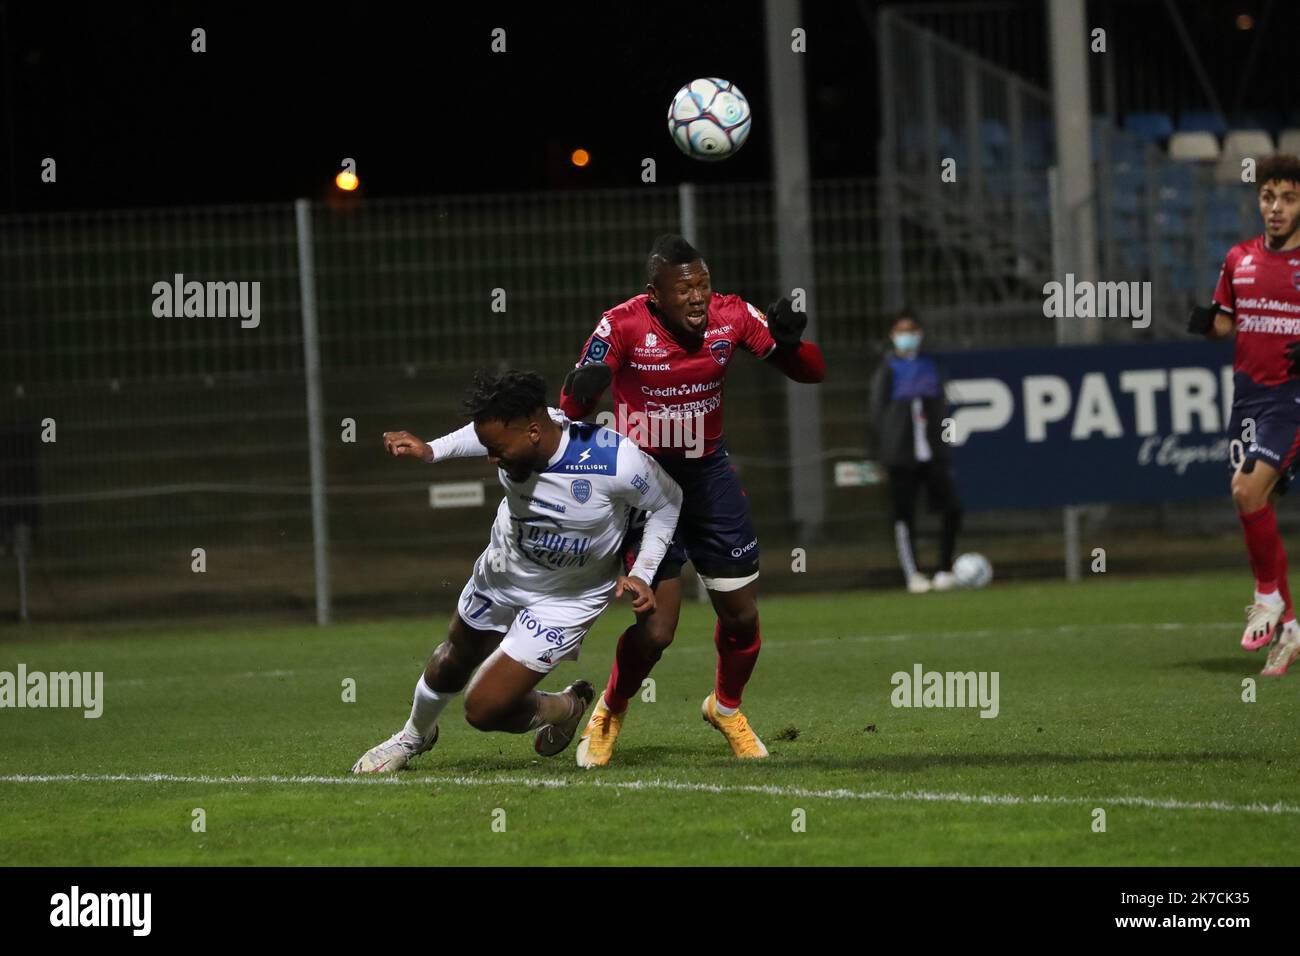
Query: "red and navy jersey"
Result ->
[[571, 292, 777, 456], [1213, 235, 1300, 387]]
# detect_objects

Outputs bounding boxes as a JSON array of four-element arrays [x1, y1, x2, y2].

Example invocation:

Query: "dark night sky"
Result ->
[[2, 1, 1296, 213], [0, 1, 882, 212]]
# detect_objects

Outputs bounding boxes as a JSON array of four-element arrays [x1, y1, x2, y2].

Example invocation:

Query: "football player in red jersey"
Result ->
[[1189, 154, 1300, 675], [558, 234, 825, 764]]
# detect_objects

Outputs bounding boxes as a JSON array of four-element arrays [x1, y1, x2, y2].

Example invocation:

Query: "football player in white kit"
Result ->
[[352, 370, 682, 772]]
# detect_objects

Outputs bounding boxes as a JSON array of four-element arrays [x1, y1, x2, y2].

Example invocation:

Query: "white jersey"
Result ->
[[429, 409, 682, 599]]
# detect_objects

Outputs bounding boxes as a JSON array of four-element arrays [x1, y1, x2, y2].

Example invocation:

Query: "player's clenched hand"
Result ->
[[1186, 304, 1217, 336], [765, 296, 806, 350], [615, 574, 655, 614], [383, 430, 433, 462], [562, 362, 612, 405]]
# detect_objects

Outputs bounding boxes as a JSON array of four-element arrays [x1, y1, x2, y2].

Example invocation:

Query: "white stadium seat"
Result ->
[[1167, 131, 1219, 162], [1215, 130, 1275, 182]]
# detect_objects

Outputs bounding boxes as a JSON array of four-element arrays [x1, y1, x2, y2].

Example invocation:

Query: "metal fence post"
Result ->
[[295, 198, 332, 625]]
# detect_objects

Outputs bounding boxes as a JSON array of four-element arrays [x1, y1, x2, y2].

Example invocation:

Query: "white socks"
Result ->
[[402, 675, 457, 742], [1255, 589, 1284, 606], [714, 699, 738, 717]]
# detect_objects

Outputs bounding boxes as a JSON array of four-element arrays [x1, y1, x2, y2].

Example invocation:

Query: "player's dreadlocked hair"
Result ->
[[1257, 154, 1300, 191], [462, 369, 547, 424], [646, 233, 703, 286]]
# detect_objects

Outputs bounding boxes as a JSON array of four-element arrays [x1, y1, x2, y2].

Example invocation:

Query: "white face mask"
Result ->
[[892, 331, 922, 353]]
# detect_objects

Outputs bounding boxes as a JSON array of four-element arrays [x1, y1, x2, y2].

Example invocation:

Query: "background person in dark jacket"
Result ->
[[869, 311, 963, 593]]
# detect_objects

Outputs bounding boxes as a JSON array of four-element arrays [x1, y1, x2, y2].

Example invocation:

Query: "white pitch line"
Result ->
[[0, 772, 1294, 816]]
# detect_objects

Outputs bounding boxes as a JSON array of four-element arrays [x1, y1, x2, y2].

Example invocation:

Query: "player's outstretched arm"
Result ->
[[768, 339, 826, 383], [383, 421, 488, 463], [615, 442, 683, 587], [383, 430, 434, 462]]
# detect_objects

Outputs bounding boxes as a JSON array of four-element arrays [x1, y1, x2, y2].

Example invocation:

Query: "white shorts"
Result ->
[[455, 560, 612, 674]]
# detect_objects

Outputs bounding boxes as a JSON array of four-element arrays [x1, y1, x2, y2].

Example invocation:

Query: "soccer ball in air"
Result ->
[[952, 553, 993, 589], [667, 78, 752, 161]]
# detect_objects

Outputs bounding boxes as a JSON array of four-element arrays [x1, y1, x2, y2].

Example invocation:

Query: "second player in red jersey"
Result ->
[[1191, 153, 1300, 675]]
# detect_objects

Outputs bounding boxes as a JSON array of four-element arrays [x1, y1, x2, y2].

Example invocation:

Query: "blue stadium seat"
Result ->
[[1153, 210, 1187, 237], [1105, 212, 1140, 241], [1093, 119, 1146, 163], [1021, 119, 1053, 167], [1178, 110, 1227, 137], [1117, 239, 1146, 271], [1169, 263, 1198, 294], [1206, 241, 1236, 274], [980, 119, 1009, 168], [1155, 162, 1196, 211], [900, 122, 946, 152], [1124, 111, 1174, 143], [1102, 162, 1145, 215], [1207, 192, 1244, 234], [980, 119, 1009, 148]]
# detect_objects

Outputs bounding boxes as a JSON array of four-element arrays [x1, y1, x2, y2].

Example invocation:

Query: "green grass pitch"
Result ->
[[1, 572, 1298, 866]]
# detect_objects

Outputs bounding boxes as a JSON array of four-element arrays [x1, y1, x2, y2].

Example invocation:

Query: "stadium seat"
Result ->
[[1116, 239, 1146, 271], [1124, 111, 1174, 143], [1153, 210, 1186, 237], [1021, 118, 1053, 167], [1105, 162, 1145, 214], [1168, 131, 1220, 162], [1156, 162, 1196, 212], [1106, 212, 1140, 241], [1178, 110, 1228, 137], [1208, 191, 1244, 234], [1092, 117, 1145, 164], [900, 121, 956, 160], [1216, 130, 1275, 183], [1278, 129, 1300, 156], [1169, 263, 1198, 294], [979, 119, 1010, 169]]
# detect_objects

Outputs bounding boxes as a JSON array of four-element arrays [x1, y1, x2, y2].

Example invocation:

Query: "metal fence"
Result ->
[[0, 181, 996, 622]]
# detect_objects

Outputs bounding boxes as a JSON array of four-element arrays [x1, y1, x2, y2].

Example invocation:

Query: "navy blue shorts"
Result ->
[[1230, 373, 1300, 492], [622, 441, 759, 585]]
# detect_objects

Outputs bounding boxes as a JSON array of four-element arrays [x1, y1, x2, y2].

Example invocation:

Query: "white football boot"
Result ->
[[1242, 599, 1285, 652], [907, 573, 932, 594], [1262, 621, 1300, 676], [351, 726, 439, 774]]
